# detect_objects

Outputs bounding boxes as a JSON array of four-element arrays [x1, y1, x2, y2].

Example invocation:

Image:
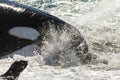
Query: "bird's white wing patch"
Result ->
[[9, 27, 40, 40]]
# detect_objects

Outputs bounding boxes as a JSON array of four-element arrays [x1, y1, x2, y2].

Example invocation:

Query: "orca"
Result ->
[[0, 60, 28, 80], [0, 0, 89, 63]]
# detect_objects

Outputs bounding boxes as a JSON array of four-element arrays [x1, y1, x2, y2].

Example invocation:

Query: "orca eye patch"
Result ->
[[9, 27, 40, 40]]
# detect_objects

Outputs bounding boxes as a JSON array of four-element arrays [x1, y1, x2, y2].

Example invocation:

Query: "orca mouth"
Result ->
[[35, 24, 89, 67]]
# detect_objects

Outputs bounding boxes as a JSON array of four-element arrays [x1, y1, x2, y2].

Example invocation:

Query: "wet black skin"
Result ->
[[0, 0, 88, 58], [1, 60, 28, 80]]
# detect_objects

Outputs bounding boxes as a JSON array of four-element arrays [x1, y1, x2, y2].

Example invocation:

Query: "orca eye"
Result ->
[[9, 27, 40, 40]]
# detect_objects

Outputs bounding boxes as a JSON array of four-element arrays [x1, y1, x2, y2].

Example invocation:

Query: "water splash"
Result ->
[[10, 0, 120, 69], [1, 0, 120, 80]]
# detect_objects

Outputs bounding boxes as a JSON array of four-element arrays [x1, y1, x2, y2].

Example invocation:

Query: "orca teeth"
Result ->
[[9, 27, 40, 41]]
